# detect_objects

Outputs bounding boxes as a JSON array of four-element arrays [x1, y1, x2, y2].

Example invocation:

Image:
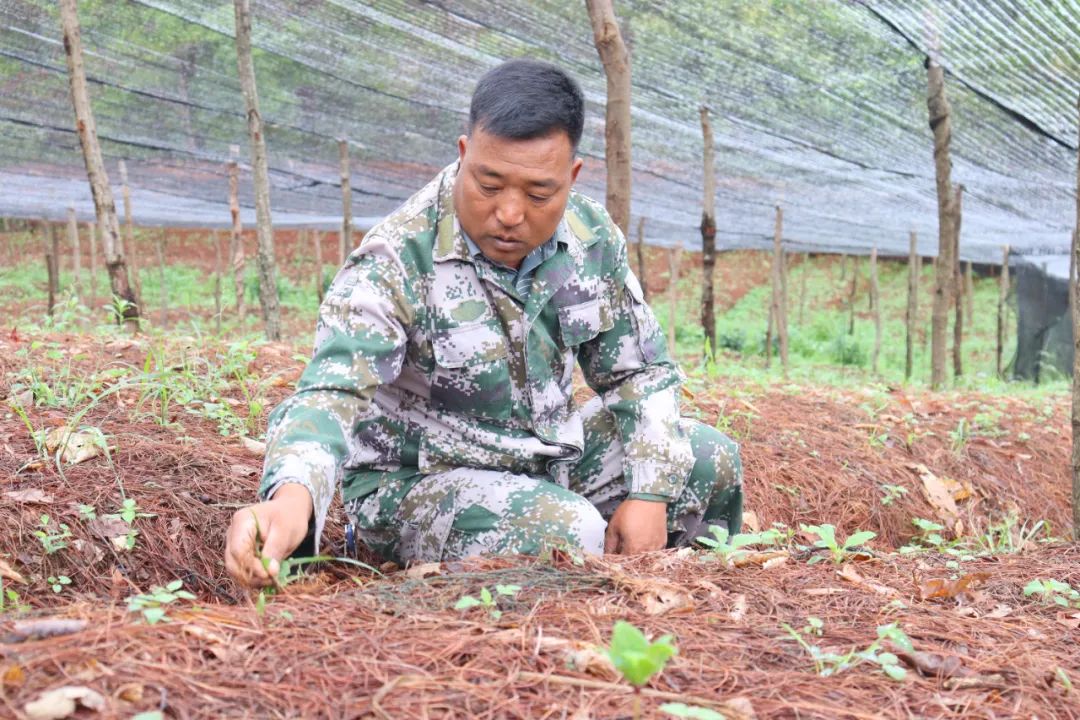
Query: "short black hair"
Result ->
[[468, 59, 585, 150]]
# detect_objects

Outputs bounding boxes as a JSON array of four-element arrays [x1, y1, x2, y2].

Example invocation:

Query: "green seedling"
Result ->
[[800, 524, 875, 564], [454, 584, 520, 620], [879, 484, 907, 506], [606, 620, 678, 720], [696, 525, 782, 565], [47, 575, 71, 593], [1023, 578, 1080, 608], [783, 620, 910, 681], [126, 579, 197, 624], [116, 498, 155, 524], [34, 514, 72, 555], [77, 504, 97, 521], [0, 578, 30, 615]]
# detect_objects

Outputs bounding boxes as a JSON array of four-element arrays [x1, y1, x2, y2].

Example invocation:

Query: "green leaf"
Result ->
[[255, 590, 266, 616], [454, 596, 482, 610], [131, 711, 165, 720], [606, 621, 677, 687], [844, 530, 877, 549], [495, 584, 520, 596], [882, 663, 907, 681], [802, 524, 837, 550], [659, 702, 727, 719], [166, 579, 183, 592], [142, 607, 166, 624], [479, 587, 493, 605], [1023, 579, 1045, 596]]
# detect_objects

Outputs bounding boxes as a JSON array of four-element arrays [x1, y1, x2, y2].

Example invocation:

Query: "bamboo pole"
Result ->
[[953, 184, 964, 379], [43, 221, 58, 316], [667, 243, 682, 357], [847, 256, 859, 336], [636, 217, 648, 303], [313, 228, 325, 304], [927, 59, 956, 389], [59, 0, 137, 326], [66, 207, 82, 303], [770, 205, 788, 375], [234, 0, 282, 341], [905, 231, 919, 381], [118, 161, 143, 309], [585, 0, 632, 237], [699, 106, 717, 359], [227, 147, 246, 320], [870, 246, 881, 375], [996, 245, 1010, 378], [339, 139, 352, 266]]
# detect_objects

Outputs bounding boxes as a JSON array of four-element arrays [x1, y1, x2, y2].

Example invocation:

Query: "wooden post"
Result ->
[[213, 229, 223, 335], [964, 260, 974, 324], [870, 246, 881, 375], [339, 139, 352, 266], [66, 207, 82, 303], [313, 228, 325, 304], [667, 243, 682, 357], [87, 221, 98, 311], [798, 253, 808, 327], [636, 216, 648, 303], [42, 222, 58, 316], [770, 205, 789, 375], [699, 106, 717, 359], [927, 59, 956, 389], [847, 256, 859, 335], [117, 161, 142, 311], [155, 229, 168, 327], [585, 0, 632, 237], [234, 0, 282, 341], [765, 300, 774, 368], [59, 0, 137, 326], [953, 184, 964, 379], [905, 231, 919, 381], [996, 245, 1010, 378], [227, 149, 246, 320]]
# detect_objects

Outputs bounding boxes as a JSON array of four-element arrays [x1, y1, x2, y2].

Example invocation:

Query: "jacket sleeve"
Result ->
[[257, 238, 415, 550], [576, 231, 694, 502]]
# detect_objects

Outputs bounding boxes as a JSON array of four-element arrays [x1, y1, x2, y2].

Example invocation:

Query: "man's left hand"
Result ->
[[604, 498, 668, 554]]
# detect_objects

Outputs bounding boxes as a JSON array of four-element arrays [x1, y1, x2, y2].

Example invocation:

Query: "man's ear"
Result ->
[[457, 134, 468, 163], [570, 156, 583, 185]]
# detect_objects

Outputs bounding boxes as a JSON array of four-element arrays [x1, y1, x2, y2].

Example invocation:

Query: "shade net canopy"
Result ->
[[0, 0, 1076, 266]]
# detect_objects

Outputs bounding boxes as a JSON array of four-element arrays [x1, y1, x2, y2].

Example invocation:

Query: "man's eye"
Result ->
[[479, 184, 499, 195], [529, 194, 551, 203]]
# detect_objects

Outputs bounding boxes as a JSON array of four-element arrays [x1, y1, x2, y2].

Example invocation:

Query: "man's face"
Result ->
[[453, 125, 583, 269]]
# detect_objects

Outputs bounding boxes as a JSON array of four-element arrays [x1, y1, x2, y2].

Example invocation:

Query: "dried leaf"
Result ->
[[44, 427, 104, 466], [802, 587, 846, 596], [2, 664, 25, 687], [640, 582, 694, 615], [1055, 611, 1080, 629], [942, 674, 1007, 691], [229, 464, 259, 477], [404, 562, 442, 579], [984, 604, 1013, 619], [741, 510, 761, 533], [917, 572, 991, 601], [896, 650, 971, 679], [732, 550, 789, 568], [4, 488, 54, 504], [908, 463, 961, 529], [24, 685, 105, 720], [0, 558, 26, 584], [11, 619, 88, 642], [729, 593, 747, 622], [116, 683, 143, 703], [534, 636, 617, 680], [240, 437, 266, 456], [836, 564, 901, 598]]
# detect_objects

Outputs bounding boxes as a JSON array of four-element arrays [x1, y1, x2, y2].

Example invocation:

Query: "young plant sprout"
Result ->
[[605, 620, 677, 720]]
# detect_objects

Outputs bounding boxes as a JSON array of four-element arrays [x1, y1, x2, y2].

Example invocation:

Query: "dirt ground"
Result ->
[[1, 329, 1076, 718]]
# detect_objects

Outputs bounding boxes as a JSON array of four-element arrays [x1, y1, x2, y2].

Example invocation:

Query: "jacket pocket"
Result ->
[[430, 319, 512, 420], [557, 298, 605, 348]]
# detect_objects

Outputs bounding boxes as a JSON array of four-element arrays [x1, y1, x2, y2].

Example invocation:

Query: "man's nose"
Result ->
[[495, 193, 524, 228]]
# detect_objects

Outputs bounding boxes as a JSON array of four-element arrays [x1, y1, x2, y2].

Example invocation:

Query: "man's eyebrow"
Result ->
[[475, 164, 559, 190]]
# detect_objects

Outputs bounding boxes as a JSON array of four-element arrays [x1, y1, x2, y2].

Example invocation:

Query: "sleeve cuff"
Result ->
[[261, 476, 328, 555], [627, 492, 670, 503]]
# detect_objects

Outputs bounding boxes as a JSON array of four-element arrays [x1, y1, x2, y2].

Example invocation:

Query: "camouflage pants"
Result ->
[[347, 397, 742, 563]]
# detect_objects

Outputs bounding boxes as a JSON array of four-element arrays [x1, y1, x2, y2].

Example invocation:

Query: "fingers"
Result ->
[[604, 523, 621, 555], [224, 508, 272, 588]]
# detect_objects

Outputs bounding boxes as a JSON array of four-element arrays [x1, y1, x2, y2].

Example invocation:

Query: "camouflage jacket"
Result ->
[[259, 163, 694, 545]]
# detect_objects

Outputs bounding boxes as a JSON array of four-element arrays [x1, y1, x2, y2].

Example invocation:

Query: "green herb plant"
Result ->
[[696, 526, 782, 566], [879, 484, 907, 506], [126, 580, 197, 624], [454, 584, 521, 620], [605, 620, 678, 720], [659, 703, 727, 719], [783, 620, 910, 681], [800, 524, 876, 564], [1023, 579, 1080, 608], [34, 514, 72, 555], [47, 575, 71, 593]]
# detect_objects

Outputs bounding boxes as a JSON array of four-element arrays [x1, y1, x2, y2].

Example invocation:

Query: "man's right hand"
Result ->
[[224, 483, 313, 589]]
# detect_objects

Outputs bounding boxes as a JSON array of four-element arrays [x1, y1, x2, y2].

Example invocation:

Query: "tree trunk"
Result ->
[[953, 184, 964, 379], [765, 300, 773, 369], [636, 216, 648, 302], [58, 0, 137, 327], [87, 221, 98, 311], [234, 0, 281, 341], [871, 246, 881, 375], [906, 231, 919, 381], [927, 60, 956, 390], [339, 139, 352, 266], [227, 155, 247, 320], [964, 260, 974, 324], [997, 245, 1010, 379], [585, 0, 632, 237], [699, 106, 717, 359], [313, 228, 325, 304], [155, 229, 168, 327], [667, 244, 682, 357], [66, 207, 82, 304], [770, 205, 788, 375], [42, 222, 58, 316], [213, 229, 223, 335], [848, 256, 859, 335], [118, 161, 143, 312]]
